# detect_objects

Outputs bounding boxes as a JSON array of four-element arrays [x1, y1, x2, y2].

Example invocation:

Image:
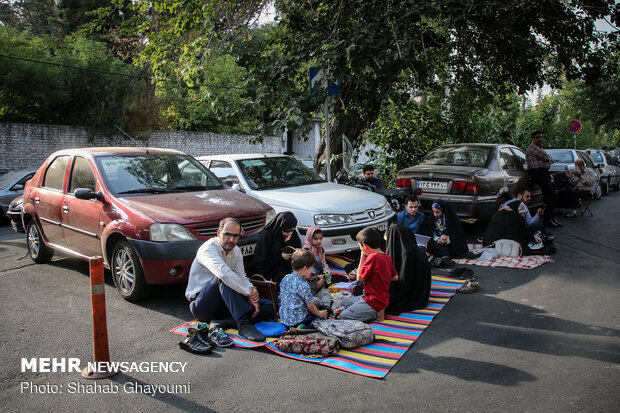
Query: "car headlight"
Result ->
[[149, 223, 197, 242], [314, 214, 354, 226], [265, 208, 277, 225], [383, 200, 392, 214]]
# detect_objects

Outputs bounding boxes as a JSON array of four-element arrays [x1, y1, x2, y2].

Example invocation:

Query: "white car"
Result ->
[[197, 154, 395, 254]]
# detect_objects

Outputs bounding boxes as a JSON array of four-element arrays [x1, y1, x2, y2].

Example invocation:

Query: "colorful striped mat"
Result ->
[[171, 272, 466, 379]]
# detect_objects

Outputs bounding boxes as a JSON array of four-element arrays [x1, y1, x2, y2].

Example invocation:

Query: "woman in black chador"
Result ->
[[385, 224, 432, 315], [253, 211, 302, 283], [423, 202, 469, 265]]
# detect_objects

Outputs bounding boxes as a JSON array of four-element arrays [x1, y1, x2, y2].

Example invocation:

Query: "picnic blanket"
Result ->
[[171, 273, 466, 379], [452, 243, 554, 269]]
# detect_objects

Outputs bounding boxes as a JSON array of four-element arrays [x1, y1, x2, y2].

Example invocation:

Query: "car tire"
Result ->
[[602, 179, 610, 196], [26, 220, 54, 263], [111, 240, 149, 302]]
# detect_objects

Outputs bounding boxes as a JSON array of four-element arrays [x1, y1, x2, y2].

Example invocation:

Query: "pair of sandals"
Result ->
[[448, 267, 480, 294]]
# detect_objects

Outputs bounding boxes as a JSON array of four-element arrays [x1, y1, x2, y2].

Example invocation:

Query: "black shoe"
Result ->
[[237, 320, 266, 342], [441, 256, 454, 266], [210, 317, 235, 331], [178, 334, 214, 354], [551, 217, 564, 227]]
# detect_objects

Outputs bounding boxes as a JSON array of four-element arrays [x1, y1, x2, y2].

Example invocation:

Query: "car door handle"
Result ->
[[62, 206, 69, 213]]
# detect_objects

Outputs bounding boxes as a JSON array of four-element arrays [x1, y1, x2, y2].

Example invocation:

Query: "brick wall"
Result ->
[[0, 123, 283, 173]]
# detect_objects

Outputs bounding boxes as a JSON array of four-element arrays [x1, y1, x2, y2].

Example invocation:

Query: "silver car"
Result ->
[[547, 149, 602, 200], [0, 169, 36, 218], [395, 143, 543, 220], [587, 149, 620, 194]]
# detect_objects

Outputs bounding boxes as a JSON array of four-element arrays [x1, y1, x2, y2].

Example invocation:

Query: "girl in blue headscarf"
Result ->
[[423, 202, 468, 266]]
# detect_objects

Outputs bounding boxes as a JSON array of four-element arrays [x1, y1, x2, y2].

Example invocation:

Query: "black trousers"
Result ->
[[529, 168, 555, 221], [557, 188, 592, 209]]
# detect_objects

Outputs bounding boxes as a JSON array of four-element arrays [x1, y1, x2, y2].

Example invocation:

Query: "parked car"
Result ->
[[587, 149, 620, 194], [395, 143, 543, 220], [21, 147, 275, 301], [546, 149, 603, 199], [0, 169, 37, 220], [7, 195, 24, 232], [197, 154, 395, 254]]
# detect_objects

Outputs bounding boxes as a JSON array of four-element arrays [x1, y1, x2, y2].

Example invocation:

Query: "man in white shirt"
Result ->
[[501, 187, 544, 228], [558, 159, 596, 218], [186, 218, 274, 342]]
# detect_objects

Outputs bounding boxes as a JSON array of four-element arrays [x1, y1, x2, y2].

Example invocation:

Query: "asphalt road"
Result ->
[[0, 193, 619, 412]]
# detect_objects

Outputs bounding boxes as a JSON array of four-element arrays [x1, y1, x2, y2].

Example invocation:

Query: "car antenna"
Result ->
[[113, 124, 142, 146]]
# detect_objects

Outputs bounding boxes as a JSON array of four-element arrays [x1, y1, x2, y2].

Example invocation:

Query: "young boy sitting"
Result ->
[[280, 249, 329, 328], [339, 228, 398, 323]]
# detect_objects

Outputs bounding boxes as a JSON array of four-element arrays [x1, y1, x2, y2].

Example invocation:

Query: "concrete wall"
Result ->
[[0, 123, 284, 173]]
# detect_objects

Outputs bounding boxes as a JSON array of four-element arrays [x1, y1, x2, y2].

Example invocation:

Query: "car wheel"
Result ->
[[602, 179, 609, 196], [26, 220, 54, 263], [111, 240, 149, 302]]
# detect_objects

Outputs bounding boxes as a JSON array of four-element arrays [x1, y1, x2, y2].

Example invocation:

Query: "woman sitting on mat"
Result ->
[[423, 202, 468, 266], [385, 224, 432, 315], [254, 211, 302, 283]]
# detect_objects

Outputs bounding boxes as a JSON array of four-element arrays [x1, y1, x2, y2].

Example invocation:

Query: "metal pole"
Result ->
[[325, 98, 331, 181]]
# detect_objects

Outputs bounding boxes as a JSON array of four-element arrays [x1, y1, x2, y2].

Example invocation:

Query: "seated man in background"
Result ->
[[396, 195, 426, 235], [501, 186, 544, 229], [186, 218, 274, 343], [557, 158, 596, 218], [360, 165, 384, 190]]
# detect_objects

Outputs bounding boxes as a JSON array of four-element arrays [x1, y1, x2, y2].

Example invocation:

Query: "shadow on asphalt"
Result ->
[[109, 373, 217, 412]]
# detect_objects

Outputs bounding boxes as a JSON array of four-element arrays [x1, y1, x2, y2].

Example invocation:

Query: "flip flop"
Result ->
[[459, 280, 480, 294]]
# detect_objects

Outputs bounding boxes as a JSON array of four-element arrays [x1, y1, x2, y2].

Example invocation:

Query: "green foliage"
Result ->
[[156, 55, 259, 134], [0, 25, 153, 136]]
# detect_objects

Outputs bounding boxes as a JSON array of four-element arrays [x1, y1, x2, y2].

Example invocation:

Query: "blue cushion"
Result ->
[[253, 321, 287, 337]]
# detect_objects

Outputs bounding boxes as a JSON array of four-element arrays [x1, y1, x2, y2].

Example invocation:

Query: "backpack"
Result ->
[[312, 319, 375, 349], [494, 239, 522, 257], [274, 329, 339, 357]]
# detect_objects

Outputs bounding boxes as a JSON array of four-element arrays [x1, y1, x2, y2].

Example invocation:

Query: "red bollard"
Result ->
[[81, 256, 119, 379]]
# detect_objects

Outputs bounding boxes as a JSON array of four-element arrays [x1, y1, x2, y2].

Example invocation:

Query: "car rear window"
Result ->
[[97, 154, 223, 195], [420, 147, 491, 168], [590, 152, 604, 163], [547, 150, 574, 163]]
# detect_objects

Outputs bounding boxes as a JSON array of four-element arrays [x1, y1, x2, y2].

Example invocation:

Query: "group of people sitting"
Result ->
[[183, 164, 583, 348], [184, 211, 435, 346]]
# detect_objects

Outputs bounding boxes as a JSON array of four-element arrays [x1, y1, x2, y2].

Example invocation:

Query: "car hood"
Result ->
[[118, 189, 269, 224], [254, 182, 387, 213]]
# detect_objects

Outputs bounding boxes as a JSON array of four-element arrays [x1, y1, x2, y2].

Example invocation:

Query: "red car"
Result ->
[[21, 147, 275, 301]]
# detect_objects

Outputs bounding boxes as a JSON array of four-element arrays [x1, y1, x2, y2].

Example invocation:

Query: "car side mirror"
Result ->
[[11, 184, 24, 191], [74, 188, 103, 201], [223, 180, 241, 191]]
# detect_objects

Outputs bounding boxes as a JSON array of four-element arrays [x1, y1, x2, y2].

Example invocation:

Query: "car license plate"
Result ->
[[370, 221, 388, 232], [417, 181, 448, 191], [240, 243, 256, 256]]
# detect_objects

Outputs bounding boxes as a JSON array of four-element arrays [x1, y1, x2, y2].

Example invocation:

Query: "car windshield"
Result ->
[[237, 157, 324, 190], [97, 154, 223, 195], [547, 150, 574, 163], [419, 146, 491, 168], [589, 152, 604, 163]]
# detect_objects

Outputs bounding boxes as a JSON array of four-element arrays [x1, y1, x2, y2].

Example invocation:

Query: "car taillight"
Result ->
[[451, 180, 481, 195], [396, 178, 412, 188]]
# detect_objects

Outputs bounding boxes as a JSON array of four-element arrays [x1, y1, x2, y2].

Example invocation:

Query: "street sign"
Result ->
[[568, 119, 582, 133], [309, 67, 339, 98]]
